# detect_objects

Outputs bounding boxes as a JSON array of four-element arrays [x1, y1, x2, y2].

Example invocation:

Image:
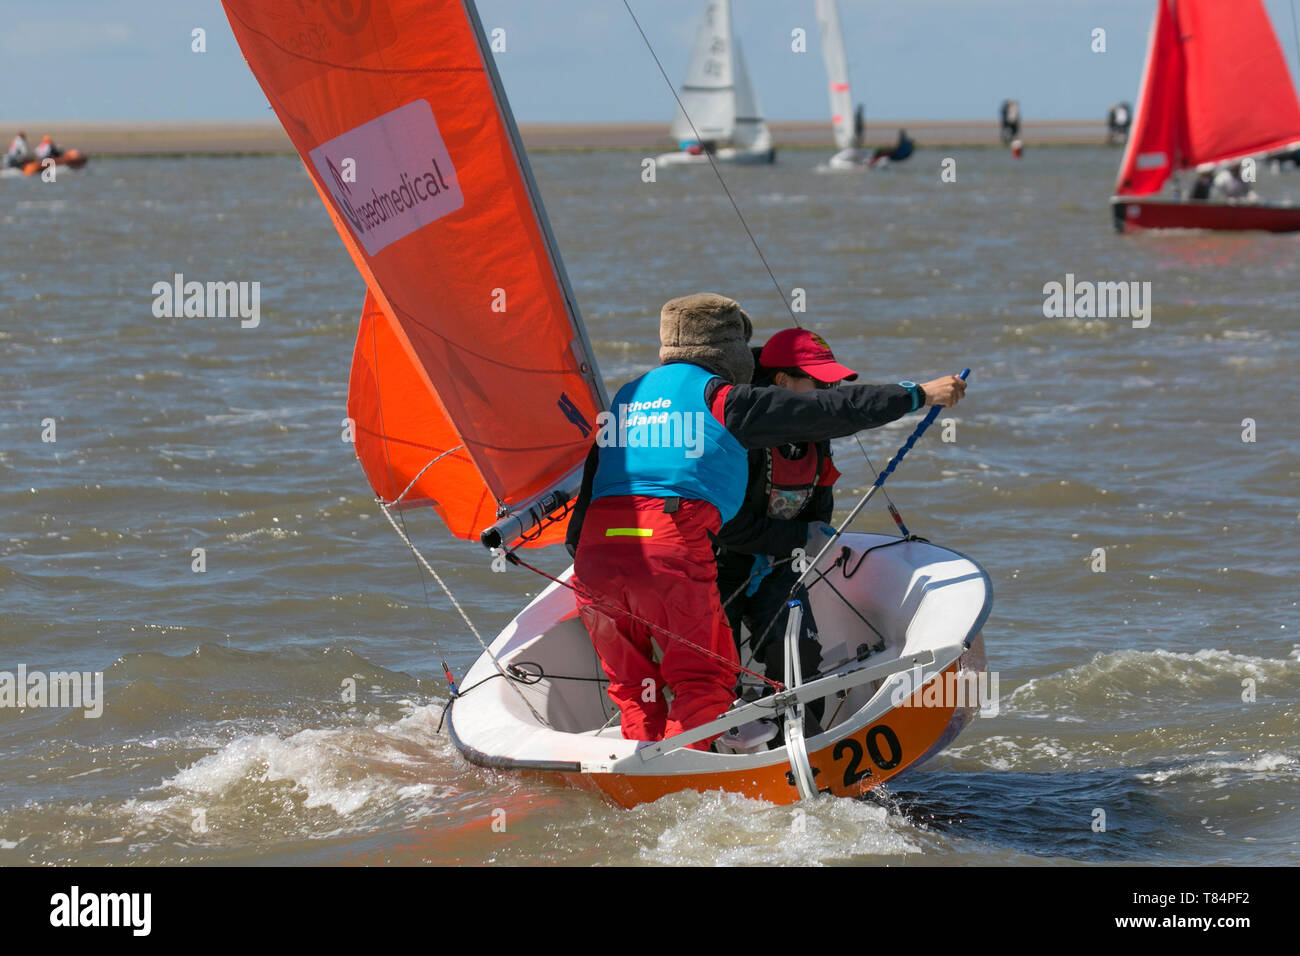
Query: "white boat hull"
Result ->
[[655, 147, 776, 167], [818, 147, 889, 172], [448, 532, 993, 807]]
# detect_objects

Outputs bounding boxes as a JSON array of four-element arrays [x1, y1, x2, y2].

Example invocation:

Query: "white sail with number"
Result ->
[[670, 0, 735, 145], [731, 37, 772, 152], [662, 0, 774, 164]]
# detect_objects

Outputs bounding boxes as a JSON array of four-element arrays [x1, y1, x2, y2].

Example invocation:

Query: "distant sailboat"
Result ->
[[656, 0, 776, 166], [816, 0, 869, 169], [814, 0, 911, 171], [1111, 0, 1300, 232]]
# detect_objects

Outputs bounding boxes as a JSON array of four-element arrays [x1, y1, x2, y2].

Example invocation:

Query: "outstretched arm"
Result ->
[[711, 375, 964, 450]]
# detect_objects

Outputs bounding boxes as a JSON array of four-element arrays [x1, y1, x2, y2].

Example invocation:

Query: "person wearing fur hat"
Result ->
[[566, 294, 965, 748]]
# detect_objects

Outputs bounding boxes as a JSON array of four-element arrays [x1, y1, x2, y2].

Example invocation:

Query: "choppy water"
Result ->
[[2, 146, 1297, 865]]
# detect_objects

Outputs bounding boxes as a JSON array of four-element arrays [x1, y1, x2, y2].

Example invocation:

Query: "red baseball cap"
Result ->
[[759, 328, 858, 383]]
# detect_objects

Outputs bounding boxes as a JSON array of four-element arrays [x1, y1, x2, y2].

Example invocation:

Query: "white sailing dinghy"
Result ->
[[220, 0, 991, 809], [815, 0, 872, 170], [656, 0, 776, 166]]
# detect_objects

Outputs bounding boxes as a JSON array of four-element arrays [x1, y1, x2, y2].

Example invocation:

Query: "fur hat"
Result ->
[[658, 293, 755, 384]]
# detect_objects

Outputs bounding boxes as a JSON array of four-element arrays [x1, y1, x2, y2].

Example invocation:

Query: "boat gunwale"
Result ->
[[446, 534, 993, 773]]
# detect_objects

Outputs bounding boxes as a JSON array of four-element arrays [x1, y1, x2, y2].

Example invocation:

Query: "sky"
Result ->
[[3, 1, 1300, 124]]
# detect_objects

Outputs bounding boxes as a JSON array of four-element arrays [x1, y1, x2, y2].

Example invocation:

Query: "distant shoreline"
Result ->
[[1, 119, 1114, 156]]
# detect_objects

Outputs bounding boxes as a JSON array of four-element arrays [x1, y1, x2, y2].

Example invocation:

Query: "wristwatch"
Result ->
[[899, 381, 923, 411]]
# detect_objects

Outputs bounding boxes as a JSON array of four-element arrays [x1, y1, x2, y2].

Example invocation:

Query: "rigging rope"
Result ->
[[622, 0, 798, 327], [505, 551, 784, 691], [379, 500, 551, 727], [383, 446, 463, 507], [622, 0, 913, 536], [361, 307, 549, 726]]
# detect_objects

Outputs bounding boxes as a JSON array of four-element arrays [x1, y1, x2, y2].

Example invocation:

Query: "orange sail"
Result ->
[[220, 0, 604, 546], [1117, 0, 1300, 196], [350, 289, 499, 537]]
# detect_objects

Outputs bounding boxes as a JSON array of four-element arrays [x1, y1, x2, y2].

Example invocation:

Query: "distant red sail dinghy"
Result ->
[[1112, 0, 1300, 232], [221, 0, 993, 809]]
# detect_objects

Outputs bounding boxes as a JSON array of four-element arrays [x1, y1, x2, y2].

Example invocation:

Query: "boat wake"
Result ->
[[635, 789, 924, 866]]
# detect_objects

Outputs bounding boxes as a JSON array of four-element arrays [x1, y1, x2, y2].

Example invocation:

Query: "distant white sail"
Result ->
[[732, 36, 772, 152], [670, 0, 735, 144], [816, 0, 855, 150]]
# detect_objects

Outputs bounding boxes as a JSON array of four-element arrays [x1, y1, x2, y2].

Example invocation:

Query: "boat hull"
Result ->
[[15, 149, 88, 176], [821, 147, 875, 171], [447, 533, 993, 808], [574, 636, 986, 808], [1112, 196, 1300, 232], [655, 147, 776, 166]]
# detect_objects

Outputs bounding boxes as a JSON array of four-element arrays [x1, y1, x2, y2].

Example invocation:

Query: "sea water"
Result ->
[[1, 148, 1296, 864]]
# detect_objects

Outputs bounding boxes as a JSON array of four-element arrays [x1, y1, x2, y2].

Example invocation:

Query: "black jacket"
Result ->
[[712, 440, 835, 560], [565, 369, 912, 555]]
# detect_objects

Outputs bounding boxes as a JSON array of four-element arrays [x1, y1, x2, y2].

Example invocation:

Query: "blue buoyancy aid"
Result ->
[[591, 363, 748, 522]]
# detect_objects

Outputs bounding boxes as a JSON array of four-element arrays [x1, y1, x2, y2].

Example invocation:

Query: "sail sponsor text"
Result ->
[[308, 100, 464, 255]]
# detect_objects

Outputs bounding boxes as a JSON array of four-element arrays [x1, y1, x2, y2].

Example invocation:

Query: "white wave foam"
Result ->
[[1005, 647, 1297, 715], [1136, 752, 1297, 786], [944, 735, 1082, 771], [638, 790, 921, 866], [149, 703, 451, 818]]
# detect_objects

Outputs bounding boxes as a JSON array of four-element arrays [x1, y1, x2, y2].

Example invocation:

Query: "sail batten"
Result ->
[[220, 0, 605, 547]]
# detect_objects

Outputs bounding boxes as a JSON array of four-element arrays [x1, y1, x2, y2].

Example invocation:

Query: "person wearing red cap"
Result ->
[[713, 328, 928, 732], [566, 300, 966, 749]]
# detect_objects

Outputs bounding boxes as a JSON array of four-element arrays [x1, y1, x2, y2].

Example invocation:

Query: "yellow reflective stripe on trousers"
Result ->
[[605, 528, 653, 537]]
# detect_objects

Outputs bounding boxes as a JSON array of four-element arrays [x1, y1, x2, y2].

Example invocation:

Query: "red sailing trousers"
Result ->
[[572, 495, 740, 748]]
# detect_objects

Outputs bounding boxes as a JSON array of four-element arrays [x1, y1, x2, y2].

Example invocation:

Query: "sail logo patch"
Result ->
[[557, 393, 592, 438], [309, 100, 464, 255]]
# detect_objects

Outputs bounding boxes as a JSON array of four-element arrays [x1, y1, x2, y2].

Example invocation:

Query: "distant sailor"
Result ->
[[1000, 99, 1020, 144], [5, 131, 29, 168], [871, 128, 914, 165], [1210, 164, 1257, 202], [34, 135, 62, 160], [853, 104, 866, 150], [566, 294, 966, 747], [1108, 102, 1131, 144]]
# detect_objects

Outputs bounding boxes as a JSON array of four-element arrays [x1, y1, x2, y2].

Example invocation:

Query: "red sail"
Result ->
[[1116, 0, 1188, 195], [1179, 0, 1300, 168], [1117, 0, 1300, 196], [220, 0, 603, 545]]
